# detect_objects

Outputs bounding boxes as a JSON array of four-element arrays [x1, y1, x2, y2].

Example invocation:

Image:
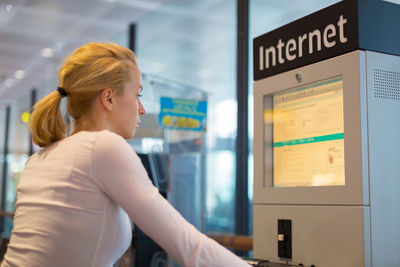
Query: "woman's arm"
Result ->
[[90, 131, 250, 267]]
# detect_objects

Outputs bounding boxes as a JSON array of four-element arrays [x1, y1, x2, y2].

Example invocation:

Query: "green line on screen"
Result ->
[[274, 133, 344, 147]]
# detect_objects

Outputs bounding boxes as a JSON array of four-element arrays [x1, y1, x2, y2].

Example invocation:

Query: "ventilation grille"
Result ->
[[373, 68, 400, 101]]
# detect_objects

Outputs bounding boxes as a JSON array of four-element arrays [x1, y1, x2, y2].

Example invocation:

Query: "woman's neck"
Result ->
[[71, 116, 110, 135], [70, 97, 112, 135]]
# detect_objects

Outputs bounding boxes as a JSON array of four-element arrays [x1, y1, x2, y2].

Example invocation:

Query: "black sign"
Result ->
[[253, 0, 358, 81], [253, 0, 400, 81]]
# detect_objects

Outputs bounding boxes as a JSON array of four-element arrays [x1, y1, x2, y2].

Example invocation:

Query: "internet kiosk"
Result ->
[[253, 0, 400, 266]]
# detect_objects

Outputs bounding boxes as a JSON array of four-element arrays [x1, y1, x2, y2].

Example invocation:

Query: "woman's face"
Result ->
[[111, 64, 145, 139]]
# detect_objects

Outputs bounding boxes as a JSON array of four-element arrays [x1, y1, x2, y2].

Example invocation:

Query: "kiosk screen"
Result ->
[[265, 77, 345, 187]]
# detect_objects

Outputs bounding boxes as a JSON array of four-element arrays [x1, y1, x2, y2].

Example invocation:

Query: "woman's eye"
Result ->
[[138, 94, 143, 98]]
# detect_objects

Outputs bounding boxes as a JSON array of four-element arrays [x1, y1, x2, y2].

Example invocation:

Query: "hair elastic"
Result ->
[[57, 87, 67, 98]]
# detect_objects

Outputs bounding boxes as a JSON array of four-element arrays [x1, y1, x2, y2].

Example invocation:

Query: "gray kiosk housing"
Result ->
[[253, 1, 400, 266]]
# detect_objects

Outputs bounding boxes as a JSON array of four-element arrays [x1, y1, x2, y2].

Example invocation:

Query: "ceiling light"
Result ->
[[41, 48, 55, 58], [383, 0, 400, 5], [6, 5, 14, 12], [5, 79, 15, 88], [15, 70, 25, 80]]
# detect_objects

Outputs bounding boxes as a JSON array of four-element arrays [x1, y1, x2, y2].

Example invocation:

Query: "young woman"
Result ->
[[1, 42, 250, 267]]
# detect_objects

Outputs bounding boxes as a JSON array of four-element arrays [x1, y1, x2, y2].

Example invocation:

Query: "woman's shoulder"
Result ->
[[93, 129, 127, 146], [90, 130, 141, 170], [91, 130, 136, 157]]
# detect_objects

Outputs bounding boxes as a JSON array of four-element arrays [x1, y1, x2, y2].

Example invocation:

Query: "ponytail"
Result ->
[[29, 91, 67, 147]]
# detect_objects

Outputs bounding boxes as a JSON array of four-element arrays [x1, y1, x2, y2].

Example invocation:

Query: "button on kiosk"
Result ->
[[252, 0, 400, 266]]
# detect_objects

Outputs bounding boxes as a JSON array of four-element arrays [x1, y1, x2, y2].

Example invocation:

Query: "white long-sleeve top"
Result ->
[[1, 130, 250, 267]]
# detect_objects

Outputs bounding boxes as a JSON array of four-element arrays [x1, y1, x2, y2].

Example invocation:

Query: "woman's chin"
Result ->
[[127, 129, 136, 139], [116, 129, 135, 140]]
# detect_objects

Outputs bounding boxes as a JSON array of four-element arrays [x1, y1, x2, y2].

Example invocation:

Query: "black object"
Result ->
[[29, 88, 37, 156], [242, 257, 311, 267], [133, 226, 165, 267], [134, 153, 169, 266], [278, 219, 292, 259], [0, 106, 10, 233], [137, 153, 159, 188], [242, 257, 269, 266], [235, 0, 250, 250], [0, 236, 9, 261], [56, 87, 67, 97], [137, 153, 169, 195], [129, 23, 136, 53]]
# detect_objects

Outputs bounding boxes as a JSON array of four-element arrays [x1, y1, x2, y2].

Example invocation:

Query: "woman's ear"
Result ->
[[99, 88, 114, 111]]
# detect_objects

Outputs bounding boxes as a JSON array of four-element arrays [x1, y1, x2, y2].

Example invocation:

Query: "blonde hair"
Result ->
[[30, 42, 137, 147]]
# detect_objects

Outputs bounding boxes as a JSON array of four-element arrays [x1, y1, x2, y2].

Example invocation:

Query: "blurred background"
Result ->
[[0, 0, 339, 263]]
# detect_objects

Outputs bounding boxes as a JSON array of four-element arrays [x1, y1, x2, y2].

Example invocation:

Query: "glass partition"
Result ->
[[136, 0, 237, 234]]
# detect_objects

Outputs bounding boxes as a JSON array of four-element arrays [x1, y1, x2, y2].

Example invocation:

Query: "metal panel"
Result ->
[[365, 51, 400, 266], [253, 204, 369, 267]]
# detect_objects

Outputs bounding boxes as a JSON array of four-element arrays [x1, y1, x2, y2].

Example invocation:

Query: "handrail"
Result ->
[[207, 233, 253, 251], [0, 211, 14, 218]]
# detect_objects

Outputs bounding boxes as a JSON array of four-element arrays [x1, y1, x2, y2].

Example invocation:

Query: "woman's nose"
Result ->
[[139, 101, 146, 115]]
